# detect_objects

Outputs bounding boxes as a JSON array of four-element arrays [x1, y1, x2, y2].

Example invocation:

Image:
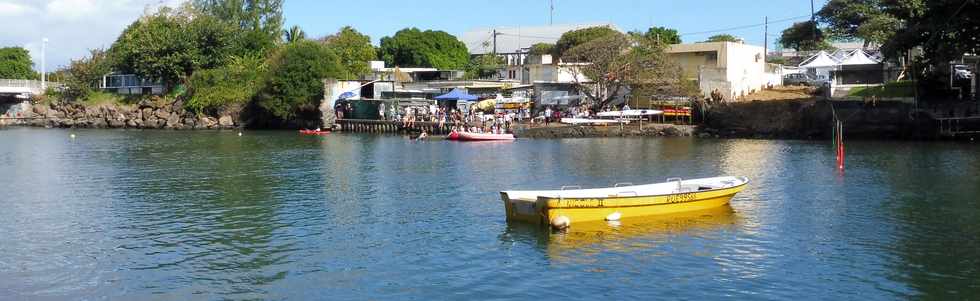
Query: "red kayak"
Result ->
[[299, 129, 329, 135], [452, 131, 515, 141]]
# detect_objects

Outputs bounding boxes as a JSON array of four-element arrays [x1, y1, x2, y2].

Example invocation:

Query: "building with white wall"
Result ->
[[667, 42, 768, 101]]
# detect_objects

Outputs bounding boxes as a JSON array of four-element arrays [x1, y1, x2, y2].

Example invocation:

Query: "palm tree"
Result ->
[[283, 25, 306, 43]]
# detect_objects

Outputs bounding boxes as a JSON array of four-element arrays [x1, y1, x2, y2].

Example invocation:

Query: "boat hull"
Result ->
[[455, 132, 515, 141], [501, 177, 747, 226], [299, 130, 329, 135], [543, 185, 743, 224]]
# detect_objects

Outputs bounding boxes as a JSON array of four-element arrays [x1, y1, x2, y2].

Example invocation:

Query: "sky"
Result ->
[[1, 0, 828, 71]]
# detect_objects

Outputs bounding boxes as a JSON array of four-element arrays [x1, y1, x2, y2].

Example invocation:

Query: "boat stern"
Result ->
[[500, 191, 545, 224]]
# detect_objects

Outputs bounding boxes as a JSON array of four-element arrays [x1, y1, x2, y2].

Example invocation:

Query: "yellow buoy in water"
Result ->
[[550, 216, 571, 229]]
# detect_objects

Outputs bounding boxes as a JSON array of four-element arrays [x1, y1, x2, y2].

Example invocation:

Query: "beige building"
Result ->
[[667, 42, 768, 101]]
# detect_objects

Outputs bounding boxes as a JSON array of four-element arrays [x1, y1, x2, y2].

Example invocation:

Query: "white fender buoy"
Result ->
[[605, 212, 622, 221], [69, 134, 76, 139], [551, 216, 571, 229], [237, 132, 242, 137]]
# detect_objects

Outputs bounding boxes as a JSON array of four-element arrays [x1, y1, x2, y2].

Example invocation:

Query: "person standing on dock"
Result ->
[[545, 106, 553, 125]]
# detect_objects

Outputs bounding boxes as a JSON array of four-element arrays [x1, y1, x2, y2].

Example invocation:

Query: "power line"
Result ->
[[496, 32, 562, 40], [679, 14, 810, 36], [491, 14, 812, 43]]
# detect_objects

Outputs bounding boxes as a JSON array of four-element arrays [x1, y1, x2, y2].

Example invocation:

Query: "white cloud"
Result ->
[[0, 0, 187, 72], [46, 0, 98, 21], [0, 1, 35, 17]]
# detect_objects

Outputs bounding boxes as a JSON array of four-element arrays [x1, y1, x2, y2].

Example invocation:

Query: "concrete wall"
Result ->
[[722, 43, 767, 99], [668, 42, 766, 101], [321, 79, 363, 125]]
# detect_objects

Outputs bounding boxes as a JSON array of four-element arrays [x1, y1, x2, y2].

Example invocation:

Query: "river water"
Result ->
[[1, 127, 978, 299]]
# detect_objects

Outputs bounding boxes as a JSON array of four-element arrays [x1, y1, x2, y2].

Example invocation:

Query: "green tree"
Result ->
[[564, 34, 690, 111], [0, 47, 36, 79], [61, 49, 111, 100], [283, 25, 306, 43], [644, 26, 682, 44], [465, 54, 504, 79], [187, 53, 267, 113], [882, 0, 979, 78], [109, 9, 197, 89], [258, 40, 344, 120], [553, 26, 619, 58], [378, 28, 469, 69], [192, 0, 283, 54], [529, 43, 554, 56], [780, 21, 833, 51], [704, 34, 740, 43], [187, 14, 239, 69], [817, 0, 905, 48], [109, 7, 239, 90], [322, 26, 376, 79]]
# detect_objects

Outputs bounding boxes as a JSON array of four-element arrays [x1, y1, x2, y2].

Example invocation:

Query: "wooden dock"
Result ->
[[336, 119, 457, 135], [937, 116, 980, 137]]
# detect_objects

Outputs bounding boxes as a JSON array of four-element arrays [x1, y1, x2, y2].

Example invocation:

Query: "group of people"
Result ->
[[537, 105, 600, 125]]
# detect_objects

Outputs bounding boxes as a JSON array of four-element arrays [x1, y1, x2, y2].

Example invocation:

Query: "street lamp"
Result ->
[[41, 38, 48, 91]]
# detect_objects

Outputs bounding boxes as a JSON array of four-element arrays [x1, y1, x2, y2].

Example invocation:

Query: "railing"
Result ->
[[0, 79, 63, 91]]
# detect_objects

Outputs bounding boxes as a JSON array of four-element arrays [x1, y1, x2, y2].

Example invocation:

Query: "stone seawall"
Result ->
[[701, 100, 931, 139], [513, 123, 696, 139], [14, 100, 241, 130]]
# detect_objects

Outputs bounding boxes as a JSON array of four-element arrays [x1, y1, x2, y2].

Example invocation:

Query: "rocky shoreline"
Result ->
[[8, 100, 242, 130]]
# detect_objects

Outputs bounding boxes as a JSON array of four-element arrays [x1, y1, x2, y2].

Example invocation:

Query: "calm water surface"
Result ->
[[1, 127, 979, 299]]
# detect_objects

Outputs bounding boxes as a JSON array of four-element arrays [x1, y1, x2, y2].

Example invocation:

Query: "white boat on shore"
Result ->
[[596, 109, 664, 117], [560, 118, 628, 125]]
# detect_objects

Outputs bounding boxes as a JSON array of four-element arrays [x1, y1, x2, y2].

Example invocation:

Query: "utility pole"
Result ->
[[764, 16, 768, 63], [492, 29, 498, 55], [550, 0, 554, 26], [811, 0, 817, 43]]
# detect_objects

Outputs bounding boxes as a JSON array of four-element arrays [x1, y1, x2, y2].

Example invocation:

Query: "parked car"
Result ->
[[783, 73, 827, 86]]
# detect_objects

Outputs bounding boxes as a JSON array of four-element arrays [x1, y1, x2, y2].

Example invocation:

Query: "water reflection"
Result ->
[[4, 129, 980, 299], [501, 206, 739, 264]]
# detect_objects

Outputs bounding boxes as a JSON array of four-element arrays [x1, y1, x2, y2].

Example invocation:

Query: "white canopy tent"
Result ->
[[839, 50, 882, 66], [799, 51, 841, 80], [799, 51, 842, 68]]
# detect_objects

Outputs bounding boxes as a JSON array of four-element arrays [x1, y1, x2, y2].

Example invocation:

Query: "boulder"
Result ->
[[108, 117, 126, 128], [144, 117, 160, 129], [165, 114, 181, 128], [218, 115, 234, 127], [201, 117, 218, 129], [155, 109, 171, 120]]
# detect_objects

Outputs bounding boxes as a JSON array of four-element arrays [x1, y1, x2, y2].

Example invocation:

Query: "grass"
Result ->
[[83, 91, 128, 106], [848, 81, 916, 98]]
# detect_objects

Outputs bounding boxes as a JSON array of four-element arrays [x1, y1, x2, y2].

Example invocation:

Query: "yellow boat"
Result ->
[[500, 176, 748, 228]]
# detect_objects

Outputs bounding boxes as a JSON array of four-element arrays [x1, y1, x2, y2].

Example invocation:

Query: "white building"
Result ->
[[667, 42, 768, 100]]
